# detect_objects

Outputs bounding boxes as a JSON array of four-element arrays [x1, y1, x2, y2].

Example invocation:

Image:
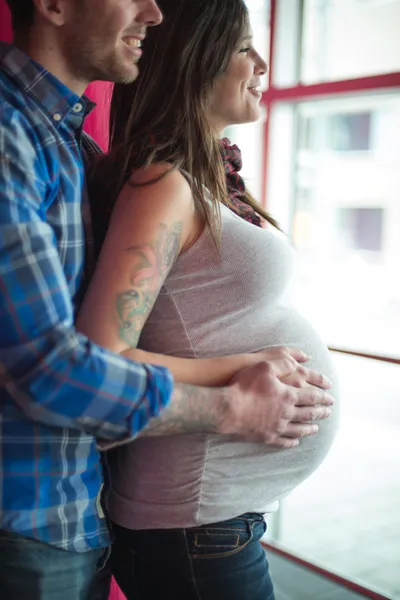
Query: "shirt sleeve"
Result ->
[[0, 109, 173, 440]]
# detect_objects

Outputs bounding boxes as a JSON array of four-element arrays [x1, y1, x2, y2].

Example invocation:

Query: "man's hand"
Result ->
[[123, 348, 333, 446], [223, 361, 334, 448]]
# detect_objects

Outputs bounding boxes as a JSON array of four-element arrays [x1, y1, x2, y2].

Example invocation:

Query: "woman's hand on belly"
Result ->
[[253, 347, 332, 391]]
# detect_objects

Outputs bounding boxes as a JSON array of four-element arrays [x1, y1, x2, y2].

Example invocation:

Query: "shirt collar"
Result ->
[[0, 42, 96, 130]]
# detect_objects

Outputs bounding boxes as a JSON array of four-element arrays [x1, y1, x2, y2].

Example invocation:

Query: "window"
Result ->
[[289, 95, 400, 358], [300, 112, 373, 152], [277, 352, 400, 597], [338, 207, 384, 252], [239, 2, 400, 598], [302, 0, 400, 83], [330, 112, 372, 152]]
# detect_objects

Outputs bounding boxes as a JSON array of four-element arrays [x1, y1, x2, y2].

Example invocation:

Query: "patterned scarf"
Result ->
[[218, 137, 263, 228]]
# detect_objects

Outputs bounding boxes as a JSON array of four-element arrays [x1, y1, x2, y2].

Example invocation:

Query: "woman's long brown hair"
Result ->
[[90, 0, 277, 251]]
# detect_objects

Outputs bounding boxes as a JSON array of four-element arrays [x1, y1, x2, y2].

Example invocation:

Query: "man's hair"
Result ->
[[5, 0, 36, 33]]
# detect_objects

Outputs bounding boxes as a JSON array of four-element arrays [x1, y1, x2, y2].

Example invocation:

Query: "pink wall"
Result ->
[[0, 0, 11, 43], [84, 81, 112, 151], [0, 0, 111, 150]]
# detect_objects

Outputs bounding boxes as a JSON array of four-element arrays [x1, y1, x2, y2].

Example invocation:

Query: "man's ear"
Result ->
[[32, 0, 72, 28]]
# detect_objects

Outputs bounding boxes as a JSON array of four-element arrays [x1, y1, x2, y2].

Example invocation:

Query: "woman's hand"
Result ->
[[253, 347, 332, 390]]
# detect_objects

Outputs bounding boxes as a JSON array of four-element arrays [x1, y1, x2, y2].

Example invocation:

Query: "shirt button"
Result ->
[[53, 113, 62, 122], [73, 103, 83, 113]]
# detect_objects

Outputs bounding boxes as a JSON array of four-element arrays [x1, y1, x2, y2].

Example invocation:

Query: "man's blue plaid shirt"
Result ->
[[0, 42, 173, 553]]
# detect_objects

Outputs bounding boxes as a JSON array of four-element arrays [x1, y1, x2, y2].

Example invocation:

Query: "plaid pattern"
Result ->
[[0, 43, 173, 553], [219, 137, 263, 227]]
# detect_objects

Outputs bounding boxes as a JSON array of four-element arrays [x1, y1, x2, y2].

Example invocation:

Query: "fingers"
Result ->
[[258, 419, 325, 448], [269, 424, 318, 448], [294, 405, 332, 423], [284, 347, 311, 363], [268, 357, 298, 379], [257, 346, 311, 364], [228, 359, 334, 448], [283, 423, 319, 438], [272, 437, 300, 449], [256, 421, 322, 447], [296, 366, 332, 389], [292, 387, 334, 408]]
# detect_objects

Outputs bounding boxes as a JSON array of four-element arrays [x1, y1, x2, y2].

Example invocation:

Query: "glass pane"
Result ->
[[292, 94, 400, 357], [245, 0, 271, 89], [302, 0, 400, 83], [267, 352, 400, 600], [272, 0, 304, 88]]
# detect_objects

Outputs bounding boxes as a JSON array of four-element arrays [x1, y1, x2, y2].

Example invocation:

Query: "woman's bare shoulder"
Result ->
[[129, 162, 190, 190]]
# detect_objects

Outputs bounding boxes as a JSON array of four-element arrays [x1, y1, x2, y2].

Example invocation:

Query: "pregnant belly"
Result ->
[[113, 306, 340, 528], [195, 303, 340, 481], [195, 306, 340, 519]]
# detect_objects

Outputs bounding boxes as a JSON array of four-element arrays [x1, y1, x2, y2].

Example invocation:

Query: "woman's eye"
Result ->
[[239, 47, 251, 54]]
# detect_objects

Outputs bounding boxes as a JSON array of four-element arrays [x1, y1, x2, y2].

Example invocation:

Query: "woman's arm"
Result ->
[[121, 347, 260, 386], [78, 164, 320, 390], [77, 164, 198, 352], [79, 164, 273, 387], [122, 346, 320, 387]]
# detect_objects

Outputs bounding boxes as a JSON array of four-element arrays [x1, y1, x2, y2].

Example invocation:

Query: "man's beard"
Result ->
[[64, 34, 139, 85]]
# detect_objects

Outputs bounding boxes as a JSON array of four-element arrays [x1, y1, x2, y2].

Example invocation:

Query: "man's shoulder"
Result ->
[[0, 98, 48, 171], [0, 73, 27, 119], [0, 89, 56, 190], [0, 76, 43, 142]]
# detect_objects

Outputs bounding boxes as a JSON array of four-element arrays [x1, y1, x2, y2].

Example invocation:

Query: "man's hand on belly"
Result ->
[[224, 360, 334, 448]]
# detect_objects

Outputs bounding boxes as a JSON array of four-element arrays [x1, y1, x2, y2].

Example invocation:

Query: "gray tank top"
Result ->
[[108, 202, 339, 529]]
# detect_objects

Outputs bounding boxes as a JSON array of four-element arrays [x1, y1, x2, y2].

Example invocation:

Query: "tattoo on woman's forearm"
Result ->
[[116, 222, 182, 347]]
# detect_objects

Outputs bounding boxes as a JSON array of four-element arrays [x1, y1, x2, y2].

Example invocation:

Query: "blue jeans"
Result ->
[[111, 513, 276, 600], [0, 529, 111, 600]]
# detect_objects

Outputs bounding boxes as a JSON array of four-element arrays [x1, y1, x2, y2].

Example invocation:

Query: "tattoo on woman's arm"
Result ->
[[116, 221, 183, 347]]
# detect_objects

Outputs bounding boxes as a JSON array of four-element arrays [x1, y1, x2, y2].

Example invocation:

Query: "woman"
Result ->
[[79, 1, 339, 598]]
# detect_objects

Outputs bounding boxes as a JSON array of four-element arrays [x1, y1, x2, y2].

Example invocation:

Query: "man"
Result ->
[[0, 1, 333, 598]]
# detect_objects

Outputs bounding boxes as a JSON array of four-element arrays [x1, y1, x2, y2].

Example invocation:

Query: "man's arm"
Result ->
[[0, 111, 172, 439], [139, 361, 333, 449]]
